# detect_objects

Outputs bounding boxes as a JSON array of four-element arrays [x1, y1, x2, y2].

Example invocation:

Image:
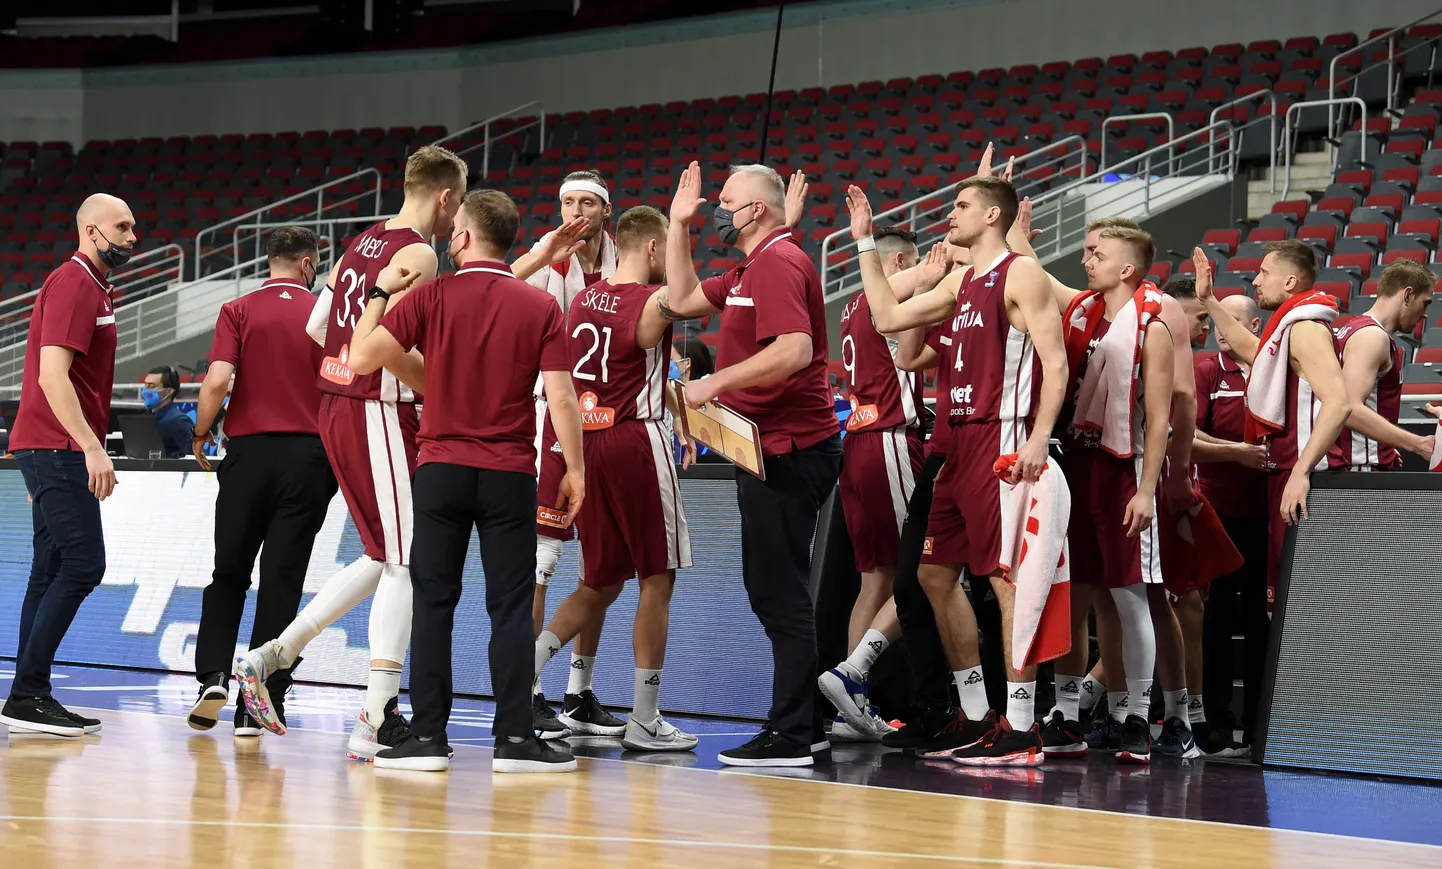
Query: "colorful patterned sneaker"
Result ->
[[234, 641, 288, 735]]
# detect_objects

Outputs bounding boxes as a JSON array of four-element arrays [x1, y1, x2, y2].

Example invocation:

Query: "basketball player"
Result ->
[[510, 169, 626, 739], [1326, 259, 1435, 470], [1192, 241, 1354, 603], [530, 206, 699, 752], [819, 231, 948, 742], [234, 146, 467, 760], [849, 177, 1070, 766]]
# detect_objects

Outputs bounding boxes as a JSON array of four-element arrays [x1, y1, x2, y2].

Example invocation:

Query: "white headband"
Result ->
[[559, 179, 610, 204]]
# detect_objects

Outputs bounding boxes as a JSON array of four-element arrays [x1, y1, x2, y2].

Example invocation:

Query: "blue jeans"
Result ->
[[12, 450, 106, 698]]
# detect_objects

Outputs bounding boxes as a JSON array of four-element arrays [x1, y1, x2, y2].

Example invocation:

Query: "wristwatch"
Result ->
[[367, 286, 390, 302]]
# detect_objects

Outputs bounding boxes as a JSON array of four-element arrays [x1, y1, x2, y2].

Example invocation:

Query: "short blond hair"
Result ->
[[1099, 225, 1155, 274], [615, 205, 667, 251], [404, 145, 467, 195], [1376, 258, 1437, 298], [1087, 216, 1140, 234]]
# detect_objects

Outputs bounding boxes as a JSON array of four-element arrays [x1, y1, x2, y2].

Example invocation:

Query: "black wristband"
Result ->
[[367, 286, 390, 302]]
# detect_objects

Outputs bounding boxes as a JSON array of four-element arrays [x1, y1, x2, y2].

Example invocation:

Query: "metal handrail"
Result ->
[[230, 213, 394, 270], [1281, 97, 1368, 200], [1099, 112, 1175, 176], [1328, 7, 1442, 132], [194, 167, 382, 278], [426, 101, 546, 178], [0, 243, 188, 320], [818, 136, 1088, 300], [1208, 89, 1279, 192]]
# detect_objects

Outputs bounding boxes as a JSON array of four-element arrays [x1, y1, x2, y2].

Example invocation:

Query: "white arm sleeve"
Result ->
[[306, 287, 332, 347]]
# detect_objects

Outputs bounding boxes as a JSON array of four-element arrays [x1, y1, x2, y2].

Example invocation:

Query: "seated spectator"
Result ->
[[143, 365, 192, 458]]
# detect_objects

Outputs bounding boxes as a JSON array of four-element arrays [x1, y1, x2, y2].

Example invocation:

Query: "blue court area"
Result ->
[[8, 662, 1440, 850]]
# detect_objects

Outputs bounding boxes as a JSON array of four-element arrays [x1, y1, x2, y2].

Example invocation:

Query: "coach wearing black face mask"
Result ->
[[658, 162, 841, 768], [185, 226, 338, 734]]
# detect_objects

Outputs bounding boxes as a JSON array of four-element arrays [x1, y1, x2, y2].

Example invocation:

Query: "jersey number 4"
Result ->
[[572, 323, 613, 384]]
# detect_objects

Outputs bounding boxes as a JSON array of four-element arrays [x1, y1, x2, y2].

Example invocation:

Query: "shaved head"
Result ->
[[76, 192, 137, 273], [1220, 292, 1261, 328]]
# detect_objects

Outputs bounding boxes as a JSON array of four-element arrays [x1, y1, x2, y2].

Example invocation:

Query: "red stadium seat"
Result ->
[[1330, 252, 1375, 277]]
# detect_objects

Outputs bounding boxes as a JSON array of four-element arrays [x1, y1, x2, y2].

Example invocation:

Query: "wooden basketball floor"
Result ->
[[4, 689, 1440, 869]]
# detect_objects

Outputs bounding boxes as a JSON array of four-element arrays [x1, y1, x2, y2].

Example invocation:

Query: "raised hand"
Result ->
[[976, 142, 996, 178], [1192, 247, 1214, 301], [1002, 155, 1016, 182], [785, 170, 809, 229], [918, 242, 949, 290], [543, 216, 590, 264], [670, 161, 707, 226], [845, 185, 874, 241]]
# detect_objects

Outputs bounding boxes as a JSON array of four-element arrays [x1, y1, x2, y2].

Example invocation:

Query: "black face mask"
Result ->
[[446, 230, 466, 271], [303, 260, 318, 292], [712, 202, 757, 248], [94, 228, 133, 270]]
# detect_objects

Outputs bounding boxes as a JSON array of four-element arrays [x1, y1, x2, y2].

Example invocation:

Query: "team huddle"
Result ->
[[175, 139, 1435, 772]]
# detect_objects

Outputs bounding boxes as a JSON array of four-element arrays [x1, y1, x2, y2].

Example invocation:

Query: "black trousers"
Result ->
[[194, 434, 337, 683], [735, 435, 843, 746], [13, 450, 107, 699], [408, 463, 537, 740], [891, 452, 954, 709], [1202, 512, 1271, 741]]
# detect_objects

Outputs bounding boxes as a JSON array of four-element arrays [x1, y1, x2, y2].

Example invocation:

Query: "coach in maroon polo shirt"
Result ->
[[342, 190, 586, 774], [0, 193, 134, 738], [186, 226, 340, 734], [659, 162, 841, 768], [1190, 291, 1270, 754]]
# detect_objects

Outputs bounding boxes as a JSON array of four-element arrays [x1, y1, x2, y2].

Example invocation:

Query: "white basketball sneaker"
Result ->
[[621, 714, 699, 752]]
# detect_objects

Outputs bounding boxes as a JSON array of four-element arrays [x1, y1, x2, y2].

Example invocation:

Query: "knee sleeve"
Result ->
[[536, 537, 562, 586], [368, 563, 413, 665], [1110, 584, 1155, 683]]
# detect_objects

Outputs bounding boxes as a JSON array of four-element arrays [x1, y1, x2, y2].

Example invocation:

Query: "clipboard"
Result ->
[[670, 379, 766, 480]]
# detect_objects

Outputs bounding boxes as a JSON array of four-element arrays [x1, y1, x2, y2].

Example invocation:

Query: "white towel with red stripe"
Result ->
[[1067, 283, 1164, 458], [1243, 290, 1339, 443], [1431, 420, 1442, 471], [994, 454, 1071, 670]]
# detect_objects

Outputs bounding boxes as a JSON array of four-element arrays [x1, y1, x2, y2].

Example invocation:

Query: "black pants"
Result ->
[[891, 452, 954, 709], [735, 435, 843, 746], [1202, 512, 1271, 741], [12, 450, 106, 699], [408, 463, 537, 740], [194, 434, 337, 682]]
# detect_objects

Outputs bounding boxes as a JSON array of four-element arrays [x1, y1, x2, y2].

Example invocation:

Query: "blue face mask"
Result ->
[[141, 388, 163, 409], [668, 361, 683, 381]]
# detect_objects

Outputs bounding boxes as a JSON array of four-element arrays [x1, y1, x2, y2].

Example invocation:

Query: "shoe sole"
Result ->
[[234, 657, 286, 736], [621, 736, 699, 752], [536, 726, 572, 740], [374, 756, 450, 772], [717, 754, 814, 768], [492, 757, 578, 773], [188, 687, 229, 731], [1117, 750, 1151, 764], [953, 748, 1045, 767], [1, 713, 84, 738], [1043, 743, 1088, 758], [234, 727, 264, 739], [556, 713, 625, 737], [79, 723, 102, 734], [347, 737, 380, 761], [828, 730, 882, 744], [917, 739, 986, 760], [817, 670, 868, 730]]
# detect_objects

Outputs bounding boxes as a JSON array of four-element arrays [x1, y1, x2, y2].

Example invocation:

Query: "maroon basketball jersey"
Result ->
[[567, 280, 670, 428], [840, 290, 921, 432], [1261, 358, 1321, 473], [319, 220, 429, 401], [946, 252, 1041, 427], [1327, 314, 1403, 470]]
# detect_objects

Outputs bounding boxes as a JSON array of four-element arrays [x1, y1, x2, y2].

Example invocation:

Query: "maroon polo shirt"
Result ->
[[208, 278, 326, 438], [380, 260, 568, 474], [699, 227, 838, 456], [11, 253, 118, 452], [1194, 350, 1267, 519]]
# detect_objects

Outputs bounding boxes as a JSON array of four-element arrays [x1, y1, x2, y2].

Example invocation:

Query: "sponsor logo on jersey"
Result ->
[[922, 536, 934, 556], [536, 505, 571, 529], [320, 344, 356, 386], [579, 391, 616, 431], [846, 398, 880, 431]]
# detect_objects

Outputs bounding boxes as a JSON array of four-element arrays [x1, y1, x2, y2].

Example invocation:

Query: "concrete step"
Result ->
[[1247, 151, 1335, 218]]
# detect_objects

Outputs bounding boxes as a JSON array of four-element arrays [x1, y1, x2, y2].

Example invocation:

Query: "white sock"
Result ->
[[1079, 673, 1102, 710], [845, 629, 890, 676], [534, 630, 562, 694], [365, 667, 401, 724], [1006, 681, 1036, 731], [1054, 674, 1083, 722], [1188, 695, 1206, 725], [1126, 678, 1154, 723], [633, 668, 662, 724], [954, 667, 989, 721], [567, 654, 596, 696], [1163, 689, 1188, 724], [283, 557, 384, 666], [1109, 690, 1129, 724]]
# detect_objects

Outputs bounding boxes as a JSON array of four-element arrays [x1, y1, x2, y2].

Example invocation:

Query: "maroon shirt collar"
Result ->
[[737, 227, 796, 269], [455, 260, 514, 275], [260, 277, 310, 293], [1218, 350, 1246, 374], [70, 252, 115, 291]]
